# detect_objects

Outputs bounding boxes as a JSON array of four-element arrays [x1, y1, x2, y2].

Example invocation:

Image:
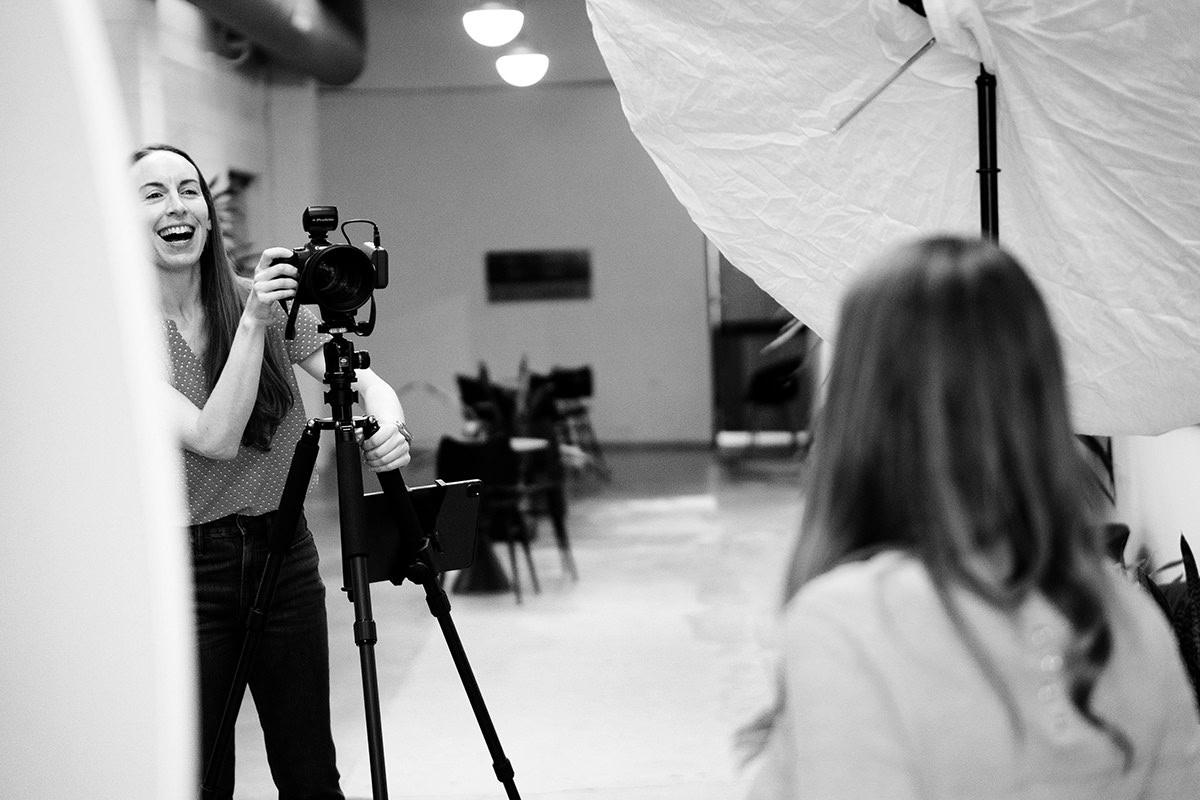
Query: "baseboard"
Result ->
[[715, 430, 811, 450], [600, 440, 714, 451]]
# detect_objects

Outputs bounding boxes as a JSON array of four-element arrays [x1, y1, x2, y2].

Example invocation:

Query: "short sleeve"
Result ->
[[778, 585, 923, 800], [280, 302, 330, 365]]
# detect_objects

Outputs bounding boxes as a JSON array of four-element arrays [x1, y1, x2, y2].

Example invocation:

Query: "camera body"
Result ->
[[275, 205, 388, 313], [275, 206, 389, 337]]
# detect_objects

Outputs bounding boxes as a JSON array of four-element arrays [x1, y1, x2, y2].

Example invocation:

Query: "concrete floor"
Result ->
[[231, 445, 806, 799]]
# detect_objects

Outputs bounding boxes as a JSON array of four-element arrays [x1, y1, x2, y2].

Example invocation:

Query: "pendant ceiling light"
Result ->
[[495, 42, 549, 87], [462, 2, 524, 47]]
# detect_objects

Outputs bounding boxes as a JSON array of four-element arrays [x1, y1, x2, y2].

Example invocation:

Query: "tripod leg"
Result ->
[[201, 423, 321, 800], [336, 419, 432, 800], [372, 427, 523, 799], [420, 577, 522, 800], [334, 422, 390, 800]]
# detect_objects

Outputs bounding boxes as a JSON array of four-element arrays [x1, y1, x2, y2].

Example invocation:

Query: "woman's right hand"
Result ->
[[244, 246, 300, 324]]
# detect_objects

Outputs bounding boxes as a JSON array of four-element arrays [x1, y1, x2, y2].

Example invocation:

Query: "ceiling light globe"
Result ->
[[496, 48, 549, 87], [462, 3, 525, 47]]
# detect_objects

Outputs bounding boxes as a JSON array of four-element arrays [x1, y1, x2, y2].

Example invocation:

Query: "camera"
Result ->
[[276, 205, 389, 336]]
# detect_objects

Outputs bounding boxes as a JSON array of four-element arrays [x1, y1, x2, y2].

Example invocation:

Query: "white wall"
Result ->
[[315, 82, 711, 444], [1115, 428, 1200, 573]]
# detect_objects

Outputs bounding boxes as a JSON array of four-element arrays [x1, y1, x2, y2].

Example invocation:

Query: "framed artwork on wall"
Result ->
[[485, 249, 591, 302]]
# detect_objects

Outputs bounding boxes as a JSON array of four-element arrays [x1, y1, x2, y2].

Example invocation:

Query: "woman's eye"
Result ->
[[181, 188, 201, 197]]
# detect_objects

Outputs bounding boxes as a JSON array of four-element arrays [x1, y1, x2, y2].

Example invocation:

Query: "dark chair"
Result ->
[[743, 356, 807, 453], [450, 360, 578, 583], [436, 436, 540, 603], [516, 377, 579, 581], [547, 365, 610, 481], [455, 365, 518, 439], [524, 371, 560, 431]]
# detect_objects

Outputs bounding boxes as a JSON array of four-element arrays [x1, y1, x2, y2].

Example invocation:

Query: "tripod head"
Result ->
[[306, 331, 444, 589], [317, 328, 371, 421]]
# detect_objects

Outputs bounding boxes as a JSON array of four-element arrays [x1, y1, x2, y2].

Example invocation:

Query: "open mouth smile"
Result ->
[[158, 224, 196, 243]]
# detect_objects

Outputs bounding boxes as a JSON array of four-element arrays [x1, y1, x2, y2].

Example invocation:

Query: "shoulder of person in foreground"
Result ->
[[783, 549, 936, 628], [772, 550, 928, 799]]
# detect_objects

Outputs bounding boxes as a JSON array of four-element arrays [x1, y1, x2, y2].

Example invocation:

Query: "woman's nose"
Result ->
[[164, 190, 187, 214]]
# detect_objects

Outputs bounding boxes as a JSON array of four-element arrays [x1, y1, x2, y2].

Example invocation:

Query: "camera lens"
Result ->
[[302, 245, 375, 312]]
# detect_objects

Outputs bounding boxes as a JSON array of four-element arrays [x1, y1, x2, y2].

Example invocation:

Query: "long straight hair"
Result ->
[[134, 143, 293, 450], [768, 235, 1129, 763]]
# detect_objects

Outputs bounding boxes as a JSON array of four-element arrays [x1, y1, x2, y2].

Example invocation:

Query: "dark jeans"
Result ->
[[191, 511, 344, 800]]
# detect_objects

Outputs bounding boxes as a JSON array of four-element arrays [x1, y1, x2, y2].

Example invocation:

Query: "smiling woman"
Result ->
[[133, 149, 212, 274], [131, 143, 412, 799], [132, 144, 296, 452]]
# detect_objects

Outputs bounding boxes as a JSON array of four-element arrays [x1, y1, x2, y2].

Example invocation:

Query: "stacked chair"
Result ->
[[742, 355, 807, 455], [442, 362, 579, 602], [544, 365, 610, 482], [454, 364, 516, 440], [515, 368, 578, 582], [436, 435, 540, 603]]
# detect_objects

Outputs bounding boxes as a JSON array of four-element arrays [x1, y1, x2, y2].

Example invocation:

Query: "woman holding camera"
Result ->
[[744, 235, 1200, 798], [133, 143, 411, 800]]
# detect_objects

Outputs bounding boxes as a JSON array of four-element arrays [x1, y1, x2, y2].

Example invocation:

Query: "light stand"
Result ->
[[976, 65, 1000, 241]]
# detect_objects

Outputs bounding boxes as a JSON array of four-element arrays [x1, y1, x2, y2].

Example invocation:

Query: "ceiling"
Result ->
[[350, 0, 613, 91]]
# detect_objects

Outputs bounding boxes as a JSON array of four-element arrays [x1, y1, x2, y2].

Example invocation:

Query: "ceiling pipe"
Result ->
[[185, 0, 366, 85]]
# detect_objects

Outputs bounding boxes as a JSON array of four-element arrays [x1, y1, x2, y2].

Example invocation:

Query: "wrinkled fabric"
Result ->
[[587, 0, 1200, 434], [923, 0, 997, 69]]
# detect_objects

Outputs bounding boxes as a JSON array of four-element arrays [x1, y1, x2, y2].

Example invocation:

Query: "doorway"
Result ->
[[705, 240, 817, 450]]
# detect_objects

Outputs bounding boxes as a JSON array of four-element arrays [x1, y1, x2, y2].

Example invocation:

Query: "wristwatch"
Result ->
[[394, 420, 413, 446]]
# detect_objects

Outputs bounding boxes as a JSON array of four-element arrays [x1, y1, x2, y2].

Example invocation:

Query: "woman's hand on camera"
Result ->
[[359, 421, 412, 472], [244, 247, 299, 324]]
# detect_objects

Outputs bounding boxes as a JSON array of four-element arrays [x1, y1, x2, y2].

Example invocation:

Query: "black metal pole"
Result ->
[[976, 65, 1000, 241]]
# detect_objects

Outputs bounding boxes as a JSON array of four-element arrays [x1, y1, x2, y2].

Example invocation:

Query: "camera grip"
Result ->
[[269, 250, 305, 339]]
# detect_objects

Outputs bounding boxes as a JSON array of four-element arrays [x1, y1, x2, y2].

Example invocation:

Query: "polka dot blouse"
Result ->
[[164, 301, 329, 525]]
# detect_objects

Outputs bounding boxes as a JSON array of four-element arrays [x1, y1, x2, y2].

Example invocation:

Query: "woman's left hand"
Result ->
[[359, 421, 411, 472]]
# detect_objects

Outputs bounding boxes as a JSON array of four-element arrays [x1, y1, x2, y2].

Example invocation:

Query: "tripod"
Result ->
[[201, 328, 521, 800]]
